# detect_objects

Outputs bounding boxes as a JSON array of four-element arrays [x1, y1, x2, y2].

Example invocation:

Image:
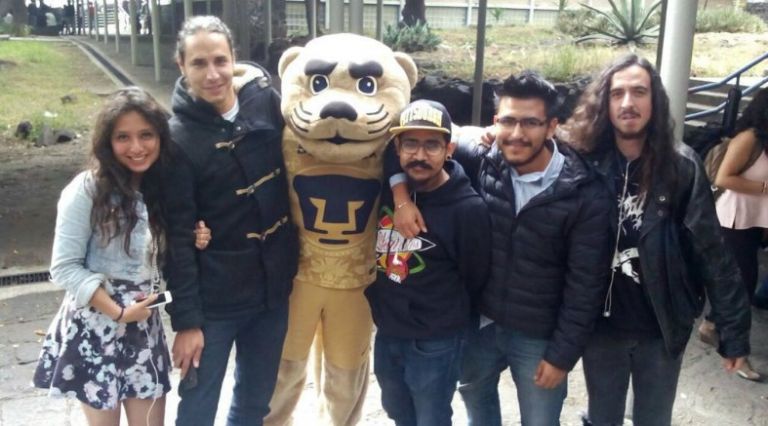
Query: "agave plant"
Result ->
[[576, 0, 662, 48]]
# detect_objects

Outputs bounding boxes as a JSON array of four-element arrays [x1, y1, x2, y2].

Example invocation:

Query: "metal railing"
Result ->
[[685, 51, 768, 121]]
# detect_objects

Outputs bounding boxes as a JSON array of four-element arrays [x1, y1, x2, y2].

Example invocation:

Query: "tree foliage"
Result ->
[[401, 0, 426, 27], [383, 21, 440, 53]]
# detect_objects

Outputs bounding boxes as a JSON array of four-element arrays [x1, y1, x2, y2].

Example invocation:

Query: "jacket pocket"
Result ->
[[197, 248, 265, 309], [665, 229, 702, 325]]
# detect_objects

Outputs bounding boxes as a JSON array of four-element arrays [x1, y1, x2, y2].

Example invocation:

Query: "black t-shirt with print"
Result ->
[[600, 157, 661, 338]]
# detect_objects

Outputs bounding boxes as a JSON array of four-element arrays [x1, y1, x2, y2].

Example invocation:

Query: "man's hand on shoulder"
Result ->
[[173, 328, 205, 379], [534, 360, 567, 389]]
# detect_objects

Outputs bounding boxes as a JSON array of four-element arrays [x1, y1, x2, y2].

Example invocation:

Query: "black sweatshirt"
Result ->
[[365, 160, 491, 339]]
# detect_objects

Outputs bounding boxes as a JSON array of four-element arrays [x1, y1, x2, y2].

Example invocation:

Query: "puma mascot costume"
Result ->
[[264, 34, 418, 425]]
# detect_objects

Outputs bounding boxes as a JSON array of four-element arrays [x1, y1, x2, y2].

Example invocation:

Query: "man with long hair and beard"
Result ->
[[561, 54, 751, 426]]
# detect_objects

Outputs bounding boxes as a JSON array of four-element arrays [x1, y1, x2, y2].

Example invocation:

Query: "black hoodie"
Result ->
[[365, 160, 491, 339]]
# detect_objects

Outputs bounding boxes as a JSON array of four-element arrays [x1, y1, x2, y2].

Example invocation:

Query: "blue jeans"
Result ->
[[582, 332, 683, 426], [458, 324, 567, 426], [373, 332, 464, 426], [175, 303, 288, 426]]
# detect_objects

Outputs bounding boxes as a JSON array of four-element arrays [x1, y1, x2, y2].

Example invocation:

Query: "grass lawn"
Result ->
[[0, 40, 115, 142], [0, 40, 117, 269], [411, 25, 767, 82]]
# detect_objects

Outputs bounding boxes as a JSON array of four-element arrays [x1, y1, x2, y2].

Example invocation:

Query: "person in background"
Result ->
[[698, 87, 768, 381], [27, 0, 38, 27], [87, 1, 94, 35], [62, 0, 75, 35]]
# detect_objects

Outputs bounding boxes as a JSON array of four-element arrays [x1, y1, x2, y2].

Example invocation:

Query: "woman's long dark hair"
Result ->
[[89, 87, 171, 255], [561, 54, 677, 194], [732, 87, 768, 152]]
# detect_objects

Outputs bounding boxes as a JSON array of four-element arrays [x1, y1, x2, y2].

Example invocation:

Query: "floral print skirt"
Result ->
[[33, 279, 171, 410]]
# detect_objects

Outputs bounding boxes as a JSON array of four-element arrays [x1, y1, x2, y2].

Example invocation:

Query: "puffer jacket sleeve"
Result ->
[[544, 182, 613, 371], [162, 144, 205, 331], [455, 196, 492, 308], [679, 148, 751, 358], [49, 172, 106, 308], [453, 138, 489, 188]]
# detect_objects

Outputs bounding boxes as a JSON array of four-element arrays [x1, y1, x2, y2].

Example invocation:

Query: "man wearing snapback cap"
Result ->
[[365, 100, 491, 425]]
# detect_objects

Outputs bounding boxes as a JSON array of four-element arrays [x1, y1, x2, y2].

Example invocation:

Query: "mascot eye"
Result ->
[[310, 75, 329, 94], [356, 76, 377, 96]]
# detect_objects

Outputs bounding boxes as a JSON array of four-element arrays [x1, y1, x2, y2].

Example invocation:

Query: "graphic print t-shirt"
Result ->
[[604, 159, 661, 337]]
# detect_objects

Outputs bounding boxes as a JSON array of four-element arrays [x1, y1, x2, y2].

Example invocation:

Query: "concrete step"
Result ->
[[687, 90, 753, 109], [687, 77, 750, 94], [684, 119, 712, 130], [685, 102, 724, 123]]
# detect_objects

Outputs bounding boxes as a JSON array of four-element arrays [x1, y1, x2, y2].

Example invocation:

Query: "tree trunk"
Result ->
[[10, 0, 27, 35], [303, 0, 320, 35], [401, 0, 426, 26]]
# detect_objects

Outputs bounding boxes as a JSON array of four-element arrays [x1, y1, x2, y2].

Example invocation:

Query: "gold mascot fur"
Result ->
[[264, 34, 418, 426]]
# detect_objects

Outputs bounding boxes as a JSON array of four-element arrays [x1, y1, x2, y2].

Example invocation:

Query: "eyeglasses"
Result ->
[[495, 116, 548, 131], [398, 139, 447, 156]]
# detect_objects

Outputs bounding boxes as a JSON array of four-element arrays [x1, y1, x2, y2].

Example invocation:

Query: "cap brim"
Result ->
[[389, 125, 451, 136]]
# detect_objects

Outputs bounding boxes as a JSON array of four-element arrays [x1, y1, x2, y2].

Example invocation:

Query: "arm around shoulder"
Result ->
[[456, 196, 492, 303], [545, 182, 613, 371]]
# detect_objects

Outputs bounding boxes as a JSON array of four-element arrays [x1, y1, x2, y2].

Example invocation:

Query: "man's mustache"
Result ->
[[619, 107, 640, 118], [405, 160, 433, 170]]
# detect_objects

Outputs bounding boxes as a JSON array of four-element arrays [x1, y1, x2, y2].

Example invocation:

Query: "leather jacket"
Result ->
[[586, 143, 751, 359]]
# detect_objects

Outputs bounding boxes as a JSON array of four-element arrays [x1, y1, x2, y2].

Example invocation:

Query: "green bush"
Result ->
[[696, 8, 767, 33], [535, 44, 618, 82], [490, 8, 504, 24], [576, 0, 662, 47], [0, 22, 30, 37], [556, 9, 609, 38], [383, 22, 441, 53]]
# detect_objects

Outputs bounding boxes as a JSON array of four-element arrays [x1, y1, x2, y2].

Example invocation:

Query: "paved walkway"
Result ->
[[1, 35, 767, 425], [2, 281, 768, 425]]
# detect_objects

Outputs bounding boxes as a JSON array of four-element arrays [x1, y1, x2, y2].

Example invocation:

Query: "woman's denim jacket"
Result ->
[[50, 171, 152, 308]]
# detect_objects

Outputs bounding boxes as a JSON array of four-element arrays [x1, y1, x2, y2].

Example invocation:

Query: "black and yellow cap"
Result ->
[[390, 100, 452, 139]]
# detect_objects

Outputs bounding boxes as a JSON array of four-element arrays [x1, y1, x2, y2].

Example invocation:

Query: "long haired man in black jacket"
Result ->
[[561, 54, 750, 426]]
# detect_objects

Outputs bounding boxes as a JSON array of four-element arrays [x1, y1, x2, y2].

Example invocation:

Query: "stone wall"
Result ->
[[411, 74, 590, 126], [747, 3, 768, 22]]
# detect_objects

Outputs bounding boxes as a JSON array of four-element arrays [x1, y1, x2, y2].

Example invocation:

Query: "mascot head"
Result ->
[[279, 33, 418, 163]]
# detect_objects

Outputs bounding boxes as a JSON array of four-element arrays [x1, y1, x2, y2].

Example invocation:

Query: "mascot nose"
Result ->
[[319, 102, 358, 122]]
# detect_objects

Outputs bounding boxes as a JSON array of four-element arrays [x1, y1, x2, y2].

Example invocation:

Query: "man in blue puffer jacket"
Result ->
[[393, 72, 614, 426]]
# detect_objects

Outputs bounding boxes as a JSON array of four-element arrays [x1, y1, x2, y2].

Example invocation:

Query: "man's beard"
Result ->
[[503, 139, 547, 168], [615, 127, 648, 141]]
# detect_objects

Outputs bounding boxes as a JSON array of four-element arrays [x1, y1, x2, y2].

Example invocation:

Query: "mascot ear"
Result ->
[[278, 46, 304, 79], [394, 52, 418, 89]]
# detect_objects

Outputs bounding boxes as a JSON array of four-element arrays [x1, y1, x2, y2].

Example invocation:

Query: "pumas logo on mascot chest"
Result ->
[[294, 172, 381, 245]]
